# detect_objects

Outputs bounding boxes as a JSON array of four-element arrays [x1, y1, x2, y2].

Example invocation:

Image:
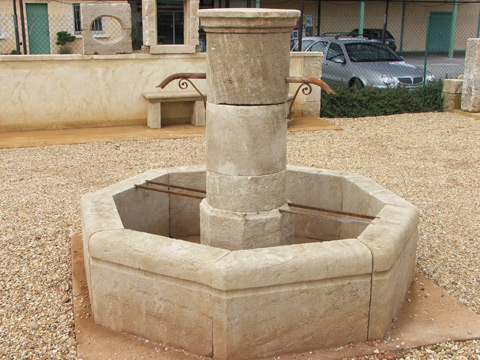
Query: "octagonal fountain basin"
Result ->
[[80, 165, 419, 360]]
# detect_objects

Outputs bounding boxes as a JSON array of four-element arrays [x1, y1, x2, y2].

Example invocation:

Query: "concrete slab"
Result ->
[[0, 117, 341, 149], [72, 235, 480, 360]]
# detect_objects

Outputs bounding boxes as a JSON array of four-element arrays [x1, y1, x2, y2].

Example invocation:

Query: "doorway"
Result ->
[[428, 12, 452, 52], [26, 3, 51, 54], [157, 0, 184, 44]]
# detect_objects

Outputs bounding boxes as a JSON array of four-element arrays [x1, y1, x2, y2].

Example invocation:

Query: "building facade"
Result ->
[[1, 0, 479, 55]]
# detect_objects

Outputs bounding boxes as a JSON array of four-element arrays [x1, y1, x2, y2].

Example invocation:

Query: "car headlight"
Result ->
[[426, 72, 434, 82], [382, 74, 393, 85]]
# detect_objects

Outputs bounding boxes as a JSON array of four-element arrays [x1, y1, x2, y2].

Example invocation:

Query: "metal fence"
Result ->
[[313, 14, 474, 80], [0, 11, 473, 82], [0, 13, 134, 55]]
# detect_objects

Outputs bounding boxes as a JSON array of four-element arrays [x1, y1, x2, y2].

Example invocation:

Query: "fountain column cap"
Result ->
[[198, 9, 300, 33], [199, 8, 299, 105]]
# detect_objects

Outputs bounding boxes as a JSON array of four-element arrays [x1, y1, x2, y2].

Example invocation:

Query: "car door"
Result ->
[[322, 42, 350, 87]]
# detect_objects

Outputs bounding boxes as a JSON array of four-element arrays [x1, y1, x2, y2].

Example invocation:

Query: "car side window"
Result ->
[[310, 41, 327, 53], [326, 43, 344, 61]]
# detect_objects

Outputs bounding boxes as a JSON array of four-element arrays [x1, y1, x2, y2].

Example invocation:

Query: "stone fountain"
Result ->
[[81, 9, 419, 360]]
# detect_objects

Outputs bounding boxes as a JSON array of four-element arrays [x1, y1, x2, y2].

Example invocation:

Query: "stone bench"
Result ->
[[143, 91, 295, 129], [143, 91, 206, 129]]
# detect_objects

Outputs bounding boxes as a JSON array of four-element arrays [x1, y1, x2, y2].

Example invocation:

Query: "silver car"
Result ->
[[292, 37, 434, 89]]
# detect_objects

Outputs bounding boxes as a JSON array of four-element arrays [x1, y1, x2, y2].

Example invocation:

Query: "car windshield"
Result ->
[[344, 42, 402, 62]]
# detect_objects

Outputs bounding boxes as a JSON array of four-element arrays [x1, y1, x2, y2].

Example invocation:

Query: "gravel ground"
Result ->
[[0, 111, 479, 359]]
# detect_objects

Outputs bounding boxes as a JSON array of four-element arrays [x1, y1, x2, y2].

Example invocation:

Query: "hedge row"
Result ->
[[320, 80, 444, 118]]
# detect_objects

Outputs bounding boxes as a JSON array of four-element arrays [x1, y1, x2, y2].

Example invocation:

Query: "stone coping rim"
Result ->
[[0, 53, 207, 62], [199, 8, 300, 32], [82, 165, 418, 288], [198, 8, 300, 18], [88, 228, 372, 290]]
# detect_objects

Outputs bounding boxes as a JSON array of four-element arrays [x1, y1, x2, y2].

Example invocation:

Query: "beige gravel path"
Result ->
[[0, 111, 478, 359], [0, 117, 340, 149]]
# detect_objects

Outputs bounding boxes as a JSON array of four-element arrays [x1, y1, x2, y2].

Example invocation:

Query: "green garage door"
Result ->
[[428, 12, 452, 52], [26, 3, 51, 54]]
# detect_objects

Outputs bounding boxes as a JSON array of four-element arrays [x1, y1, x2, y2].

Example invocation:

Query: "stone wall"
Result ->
[[0, 52, 322, 132]]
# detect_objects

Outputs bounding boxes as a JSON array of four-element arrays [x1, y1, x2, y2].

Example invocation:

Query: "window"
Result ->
[[326, 43, 344, 61], [200, 0, 214, 8], [310, 41, 327, 53], [73, 4, 104, 35], [157, 0, 184, 44]]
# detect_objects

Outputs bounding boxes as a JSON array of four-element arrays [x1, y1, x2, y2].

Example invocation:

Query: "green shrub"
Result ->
[[56, 31, 75, 54], [56, 31, 75, 46], [320, 80, 444, 118]]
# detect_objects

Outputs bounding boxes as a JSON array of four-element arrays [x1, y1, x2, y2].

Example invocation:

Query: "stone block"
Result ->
[[286, 167, 343, 240], [113, 174, 169, 236], [142, 0, 157, 46], [303, 53, 323, 78], [211, 238, 372, 290], [81, 193, 124, 243], [200, 200, 294, 250], [212, 277, 370, 359], [205, 32, 290, 104], [367, 229, 418, 339], [193, 100, 206, 126], [206, 170, 286, 212], [81, 4, 132, 55], [301, 101, 321, 117], [339, 174, 388, 238], [89, 228, 228, 287], [443, 79, 464, 111], [206, 103, 287, 176], [443, 78, 463, 94], [461, 38, 480, 112], [168, 168, 206, 238], [443, 92, 462, 111], [357, 204, 419, 273], [90, 258, 215, 356], [150, 45, 197, 54], [211, 239, 372, 359], [146, 101, 161, 128], [184, 0, 200, 46], [199, 9, 299, 105]]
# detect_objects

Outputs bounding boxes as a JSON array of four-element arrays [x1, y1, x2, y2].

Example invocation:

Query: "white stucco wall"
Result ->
[[0, 52, 321, 131], [0, 53, 207, 131]]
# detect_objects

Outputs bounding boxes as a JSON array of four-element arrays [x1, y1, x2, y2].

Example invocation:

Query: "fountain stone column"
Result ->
[[198, 9, 299, 251]]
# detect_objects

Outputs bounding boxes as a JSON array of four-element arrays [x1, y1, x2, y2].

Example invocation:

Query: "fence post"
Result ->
[[12, 14, 21, 53], [400, 0, 405, 52], [448, 0, 458, 59], [359, 1, 364, 37], [477, 7, 480, 37], [424, 16, 430, 89]]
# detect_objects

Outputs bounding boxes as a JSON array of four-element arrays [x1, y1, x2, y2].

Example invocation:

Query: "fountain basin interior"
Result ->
[[81, 165, 418, 359]]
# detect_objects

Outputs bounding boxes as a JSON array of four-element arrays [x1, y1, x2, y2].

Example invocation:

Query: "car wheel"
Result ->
[[350, 78, 364, 90]]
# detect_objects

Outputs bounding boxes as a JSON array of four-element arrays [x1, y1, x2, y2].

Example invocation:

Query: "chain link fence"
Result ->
[[0, 11, 475, 81], [313, 14, 475, 80], [0, 13, 132, 55]]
